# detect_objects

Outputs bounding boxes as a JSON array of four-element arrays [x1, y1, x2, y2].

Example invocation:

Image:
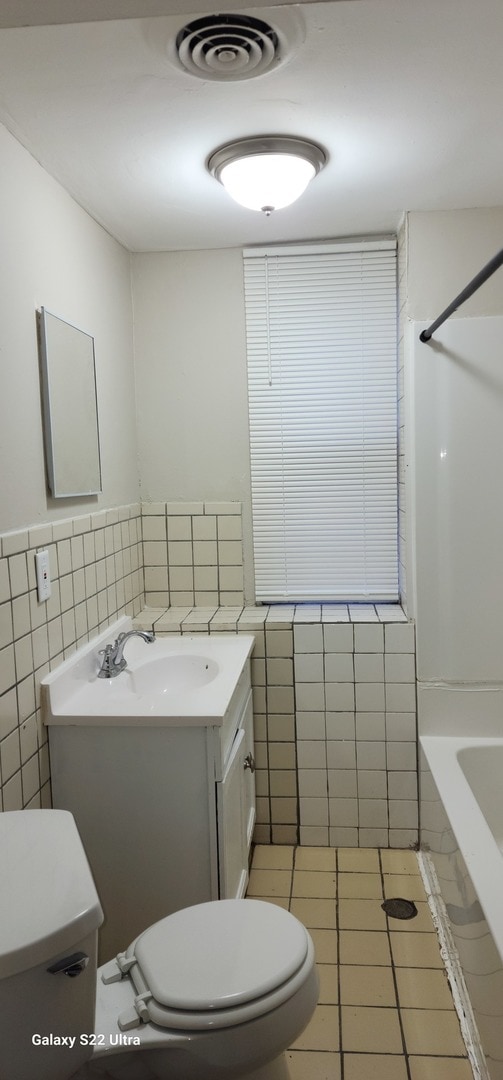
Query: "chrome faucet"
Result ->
[[98, 629, 155, 678]]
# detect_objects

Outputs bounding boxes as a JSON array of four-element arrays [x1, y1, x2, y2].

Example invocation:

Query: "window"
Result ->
[[243, 239, 398, 602]]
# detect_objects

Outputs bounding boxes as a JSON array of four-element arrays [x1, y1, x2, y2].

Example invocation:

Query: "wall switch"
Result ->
[[35, 549, 51, 602]]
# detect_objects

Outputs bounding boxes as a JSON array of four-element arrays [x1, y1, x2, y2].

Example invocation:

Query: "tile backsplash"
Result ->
[[142, 501, 244, 609], [0, 504, 143, 812], [0, 498, 417, 848]]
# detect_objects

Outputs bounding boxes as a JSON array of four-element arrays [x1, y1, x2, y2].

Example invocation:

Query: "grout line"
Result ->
[[378, 847, 413, 1080], [335, 846, 344, 1080]]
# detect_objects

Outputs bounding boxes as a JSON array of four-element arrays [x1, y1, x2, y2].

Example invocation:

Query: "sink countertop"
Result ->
[[42, 616, 254, 727]]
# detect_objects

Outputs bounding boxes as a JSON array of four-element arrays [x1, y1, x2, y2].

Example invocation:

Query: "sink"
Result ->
[[42, 617, 254, 727], [131, 654, 220, 695]]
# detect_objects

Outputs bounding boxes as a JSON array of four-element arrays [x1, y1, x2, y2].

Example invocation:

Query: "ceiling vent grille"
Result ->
[[175, 14, 281, 81]]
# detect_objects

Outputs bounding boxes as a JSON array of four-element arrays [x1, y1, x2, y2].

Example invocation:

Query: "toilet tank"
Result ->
[[0, 810, 103, 1080]]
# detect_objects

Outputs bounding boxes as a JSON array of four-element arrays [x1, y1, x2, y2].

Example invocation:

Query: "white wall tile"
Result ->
[[297, 741, 327, 770], [165, 501, 203, 515], [328, 769, 357, 797], [294, 653, 324, 682], [389, 829, 418, 849], [294, 624, 324, 653], [267, 658, 294, 686], [384, 653, 416, 682], [385, 712, 416, 741], [358, 799, 388, 828], [0, 603, 13, 650], [0, 727, 20, 780], [0, 560, 10, 603], [218, 541, 243, 565], [300, 826, 330, 845], [355, 682, 385, 711], [387, 771, 418, 800], [329, 827, 358, 847], [357, 770, 387, 798], [2, 531, 29, 557], [325, 712, 355, 740], [356, 712, 386, 740], [327, 741, 356, 769], [295, 682, 325, 711], [354, 653, 384, 682], [324, 653, 354, 681], [0, 687, 17, 741], [325, 682, 355, 710], [359, 827, 389, 846], [385, 623, 415, 653], [354, 624, 384, 652], [300, 797, 329, 826], [216, 516, 242, 540], [385, 683, 416, 712], [167, 517, 191, 541], [388, 800, 419, 829], [142, 516, 167, 541], [8, 554, 28, 598], [298, 769, 328, 797], [192, 515, 217, 540], [356, 741, 386, 770], [323, 624, 353, 651], [296, 712, 326, 740], [168, 541, 193, 566], [387, 741, 417, 770], [329, 797, 358, 827], [0, 644, 16, 694]]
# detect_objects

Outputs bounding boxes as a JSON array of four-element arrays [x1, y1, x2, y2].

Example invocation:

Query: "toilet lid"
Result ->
[[133, 899, 309, 1012]]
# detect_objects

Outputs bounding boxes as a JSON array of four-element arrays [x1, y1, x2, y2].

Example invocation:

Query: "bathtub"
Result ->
[[421, 736, 503, 1080]]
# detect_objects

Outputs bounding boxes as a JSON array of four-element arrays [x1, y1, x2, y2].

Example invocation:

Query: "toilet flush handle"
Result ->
[[244, 752, 256, 773], [47, 951, 89, 978]]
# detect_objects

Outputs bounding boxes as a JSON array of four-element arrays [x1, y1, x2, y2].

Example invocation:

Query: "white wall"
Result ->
[[132, 248, 254, 597], [0, 123, 139, 535], [406, 208, 503, 321], [406, 208, 503, 733]]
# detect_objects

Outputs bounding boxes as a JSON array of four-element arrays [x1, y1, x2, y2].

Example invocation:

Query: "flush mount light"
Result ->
[[207, 136, 327, 214]]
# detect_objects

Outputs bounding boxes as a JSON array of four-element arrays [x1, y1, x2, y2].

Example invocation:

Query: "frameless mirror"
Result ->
[[38, 308, 102, 497]]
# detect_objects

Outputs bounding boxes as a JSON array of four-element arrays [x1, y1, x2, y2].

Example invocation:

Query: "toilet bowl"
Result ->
[[0, 811, 319, 1080]]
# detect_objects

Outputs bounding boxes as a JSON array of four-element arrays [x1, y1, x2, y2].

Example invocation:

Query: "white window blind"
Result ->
[[243, 240, 398, 602]]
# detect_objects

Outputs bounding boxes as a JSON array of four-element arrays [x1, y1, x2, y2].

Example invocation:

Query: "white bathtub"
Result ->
[[421, 735, 503, 1080]]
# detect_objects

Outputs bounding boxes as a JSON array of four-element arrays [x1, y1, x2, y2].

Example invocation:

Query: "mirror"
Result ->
[[38, 308, 102, 497]]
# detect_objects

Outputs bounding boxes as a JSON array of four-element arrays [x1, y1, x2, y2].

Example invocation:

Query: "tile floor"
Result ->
[[247, 845, 473, 1080]]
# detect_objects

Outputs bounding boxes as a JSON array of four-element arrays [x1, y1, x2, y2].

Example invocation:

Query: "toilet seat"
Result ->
[[101, 899, 311, 1033]]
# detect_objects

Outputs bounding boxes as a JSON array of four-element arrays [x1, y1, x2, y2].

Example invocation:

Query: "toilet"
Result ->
[[0, 811, 319, 1080]]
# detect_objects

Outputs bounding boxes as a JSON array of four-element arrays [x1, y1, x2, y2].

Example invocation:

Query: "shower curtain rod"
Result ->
[[419, 248, 503, 343]]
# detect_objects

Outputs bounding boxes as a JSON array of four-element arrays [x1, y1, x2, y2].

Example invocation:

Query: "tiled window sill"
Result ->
[[135, 603, 409, 633]]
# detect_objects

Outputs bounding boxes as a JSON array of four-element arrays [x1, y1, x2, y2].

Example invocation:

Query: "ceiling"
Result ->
[[0, 0, 502, 252]]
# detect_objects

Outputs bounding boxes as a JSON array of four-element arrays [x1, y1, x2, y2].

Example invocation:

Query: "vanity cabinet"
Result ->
[[48, 660, 255, 963]]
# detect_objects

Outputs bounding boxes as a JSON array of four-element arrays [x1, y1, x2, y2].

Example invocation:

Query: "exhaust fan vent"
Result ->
[[176, 14, 281, 81]]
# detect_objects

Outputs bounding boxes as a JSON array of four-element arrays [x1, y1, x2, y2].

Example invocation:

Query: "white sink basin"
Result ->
[[42, 618, 254, 726], [131, 654, 220, 695]]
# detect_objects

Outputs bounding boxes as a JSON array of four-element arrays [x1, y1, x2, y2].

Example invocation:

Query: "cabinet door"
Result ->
[[217, 727, 247, 899], [241, 692, 256, 854]]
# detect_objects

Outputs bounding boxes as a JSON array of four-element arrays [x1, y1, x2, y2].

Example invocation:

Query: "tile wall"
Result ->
[[142, 501, 244, 609], [0, 496, 417, 848], [136, 596, 418, 849], [0, 504, 144, 811]]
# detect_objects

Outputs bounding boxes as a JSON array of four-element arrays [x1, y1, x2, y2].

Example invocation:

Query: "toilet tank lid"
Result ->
[[0, 810, 103, 980]]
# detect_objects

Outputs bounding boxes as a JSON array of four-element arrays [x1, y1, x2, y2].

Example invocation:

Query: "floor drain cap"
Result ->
[[381, 898, 418, 920]]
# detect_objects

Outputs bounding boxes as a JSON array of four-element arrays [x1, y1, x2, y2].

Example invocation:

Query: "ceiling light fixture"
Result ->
[[207, 136, 327, 214]]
